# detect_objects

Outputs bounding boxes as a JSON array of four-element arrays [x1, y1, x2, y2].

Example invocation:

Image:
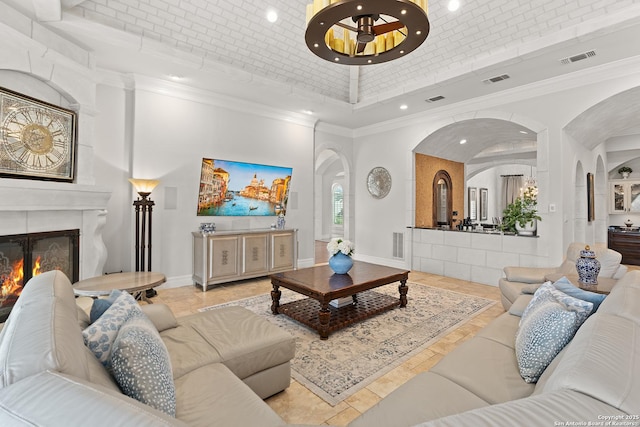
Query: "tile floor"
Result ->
[[153, 268, 505, 426]]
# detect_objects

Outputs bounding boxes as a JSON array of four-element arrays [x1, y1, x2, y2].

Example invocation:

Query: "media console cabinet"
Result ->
[[192, 228, 297, 291]]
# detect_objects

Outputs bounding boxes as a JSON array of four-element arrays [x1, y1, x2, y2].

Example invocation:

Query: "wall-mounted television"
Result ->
[[197, 158, 292, 217]]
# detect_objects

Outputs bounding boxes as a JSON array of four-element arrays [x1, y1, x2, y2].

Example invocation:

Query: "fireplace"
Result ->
[[0, 229, 79, 322]]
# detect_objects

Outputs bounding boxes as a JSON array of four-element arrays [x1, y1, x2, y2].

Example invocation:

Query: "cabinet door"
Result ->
[[242, 234, 268, 275], [208, 236, 240, 280], [270, 232, 295, 271], [629, 183, 640, 212], [611, 182, 626, 213]]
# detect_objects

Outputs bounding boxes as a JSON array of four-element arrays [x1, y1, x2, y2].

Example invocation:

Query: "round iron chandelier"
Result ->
[[305, 0, 430, 65]]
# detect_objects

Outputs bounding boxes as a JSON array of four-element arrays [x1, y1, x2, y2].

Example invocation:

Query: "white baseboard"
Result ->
[[352, 254, 410, 270], [156, 274, 193, 290], [297, 257, 315, 269]]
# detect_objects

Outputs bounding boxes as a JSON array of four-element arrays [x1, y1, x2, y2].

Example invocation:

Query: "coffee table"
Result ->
[[270, 261, 409, 339], [73, 271, 166, 303]]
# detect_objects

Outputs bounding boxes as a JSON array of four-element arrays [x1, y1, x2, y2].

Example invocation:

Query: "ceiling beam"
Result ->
[[31, 0, 62, 22]]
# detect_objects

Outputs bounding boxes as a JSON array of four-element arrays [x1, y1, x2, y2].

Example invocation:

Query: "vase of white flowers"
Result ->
[[326, 238, 354, 274]]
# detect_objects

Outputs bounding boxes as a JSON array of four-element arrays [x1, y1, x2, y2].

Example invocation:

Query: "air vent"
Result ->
[[559, 50, 596, 65], [482, 74, 510, 84], [425, 95, 445, 103], [392, 232, 404, 259]]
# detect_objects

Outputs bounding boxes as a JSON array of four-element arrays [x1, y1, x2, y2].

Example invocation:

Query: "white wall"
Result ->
[[350, 63, 640, 278], [93, 78, 316, 285]]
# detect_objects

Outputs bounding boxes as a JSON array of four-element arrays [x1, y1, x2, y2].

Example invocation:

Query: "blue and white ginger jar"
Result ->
[[576, 245, 600, 285]]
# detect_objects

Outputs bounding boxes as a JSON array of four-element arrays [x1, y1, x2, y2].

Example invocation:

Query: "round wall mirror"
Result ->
[[367, 167, 392, 199]]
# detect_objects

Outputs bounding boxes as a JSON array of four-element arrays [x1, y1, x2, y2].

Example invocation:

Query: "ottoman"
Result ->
[[159, 305, 296, 399]]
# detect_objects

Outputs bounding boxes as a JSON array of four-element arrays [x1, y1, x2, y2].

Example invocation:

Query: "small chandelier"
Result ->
[[305, 0, 430, 65]]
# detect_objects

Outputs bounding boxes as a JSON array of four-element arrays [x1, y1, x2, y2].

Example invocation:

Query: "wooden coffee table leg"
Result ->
[[318, 303, 331, 340], [271, 284, 281, 314], [399, 280, 408, 307]]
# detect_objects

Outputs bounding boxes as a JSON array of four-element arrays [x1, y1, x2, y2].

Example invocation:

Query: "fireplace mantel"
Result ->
[[0, 180, 111, 211], [0, 179, 112, 280]]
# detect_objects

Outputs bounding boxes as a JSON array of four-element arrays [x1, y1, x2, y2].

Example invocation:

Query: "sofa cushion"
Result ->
[[174, 363, 284, 427], [542, 313, 640, 414], [563, 243, 624, 279], [82, 291, 140, 369], [430, 335, 535, 404], [111, 311, 176, 417], [474, 312, 520, 349], [551, 276, 606, 313], [414, 389, 624, 427], [507, 295, 532, 317], [162, 306, 295, 381], [598, 271, 640, 322], [0, 271, 90, 388], [0, 370, 186, 426], [77, 305, 91, 329], [349, 371, 490, 427], [140, 304, 179, 332], [515, 283, 592, 383]]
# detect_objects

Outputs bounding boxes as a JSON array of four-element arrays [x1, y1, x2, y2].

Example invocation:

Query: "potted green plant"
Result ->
[[501, 186, 542, 236], [618, 166, 632, 179]]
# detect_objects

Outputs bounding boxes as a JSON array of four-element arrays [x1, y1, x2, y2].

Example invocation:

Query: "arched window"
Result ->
[[332, 184, 343, 225]]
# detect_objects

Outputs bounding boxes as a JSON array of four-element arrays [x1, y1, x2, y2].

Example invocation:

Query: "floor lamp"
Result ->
[[129, 178, 160, 297]]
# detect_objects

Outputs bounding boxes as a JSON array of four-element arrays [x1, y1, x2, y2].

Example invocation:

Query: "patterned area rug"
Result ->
[[200, 283, 495, 405]]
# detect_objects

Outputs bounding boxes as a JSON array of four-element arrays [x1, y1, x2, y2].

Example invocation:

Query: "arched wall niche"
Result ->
[[314, 143, 352, 244], [412, 113, 544, 226]]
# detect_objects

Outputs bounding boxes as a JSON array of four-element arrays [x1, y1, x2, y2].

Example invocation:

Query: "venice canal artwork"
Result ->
[[197, 158, 292, 217]]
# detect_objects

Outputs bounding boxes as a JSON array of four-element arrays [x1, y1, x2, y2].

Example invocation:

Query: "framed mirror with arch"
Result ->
[[433, 170, 453, 227]]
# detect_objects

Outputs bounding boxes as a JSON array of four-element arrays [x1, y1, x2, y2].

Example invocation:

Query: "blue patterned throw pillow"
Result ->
[[552, 276, 606, 313], [516, 282, 593, 383], [82, 291, 141, 369], [111, 313, 176, 417]]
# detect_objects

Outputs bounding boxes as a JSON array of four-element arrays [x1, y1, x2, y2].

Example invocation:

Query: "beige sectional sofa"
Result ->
[[499, 242, 627, 310], [3, 268, 639, 426], [0, 270, 296, 426], [348, 270, 640, 426]]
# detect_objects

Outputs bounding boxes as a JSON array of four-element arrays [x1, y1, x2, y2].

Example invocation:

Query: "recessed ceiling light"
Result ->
[[266, 9, 278, 23], [459, 139, 467, 144], [168, 74, 184, 81], [303, 110, 314, 115], [448, 0, 460, 12], [520, 130, 528, 134], [400, 104, 408, 110]]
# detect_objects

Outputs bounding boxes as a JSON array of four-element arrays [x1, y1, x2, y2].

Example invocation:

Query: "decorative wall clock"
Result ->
[[0, 86, 76, 182], [367, 166, 392, 199]]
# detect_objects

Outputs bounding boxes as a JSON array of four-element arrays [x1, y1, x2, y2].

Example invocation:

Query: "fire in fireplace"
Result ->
[[0, 229, 79, 323]]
